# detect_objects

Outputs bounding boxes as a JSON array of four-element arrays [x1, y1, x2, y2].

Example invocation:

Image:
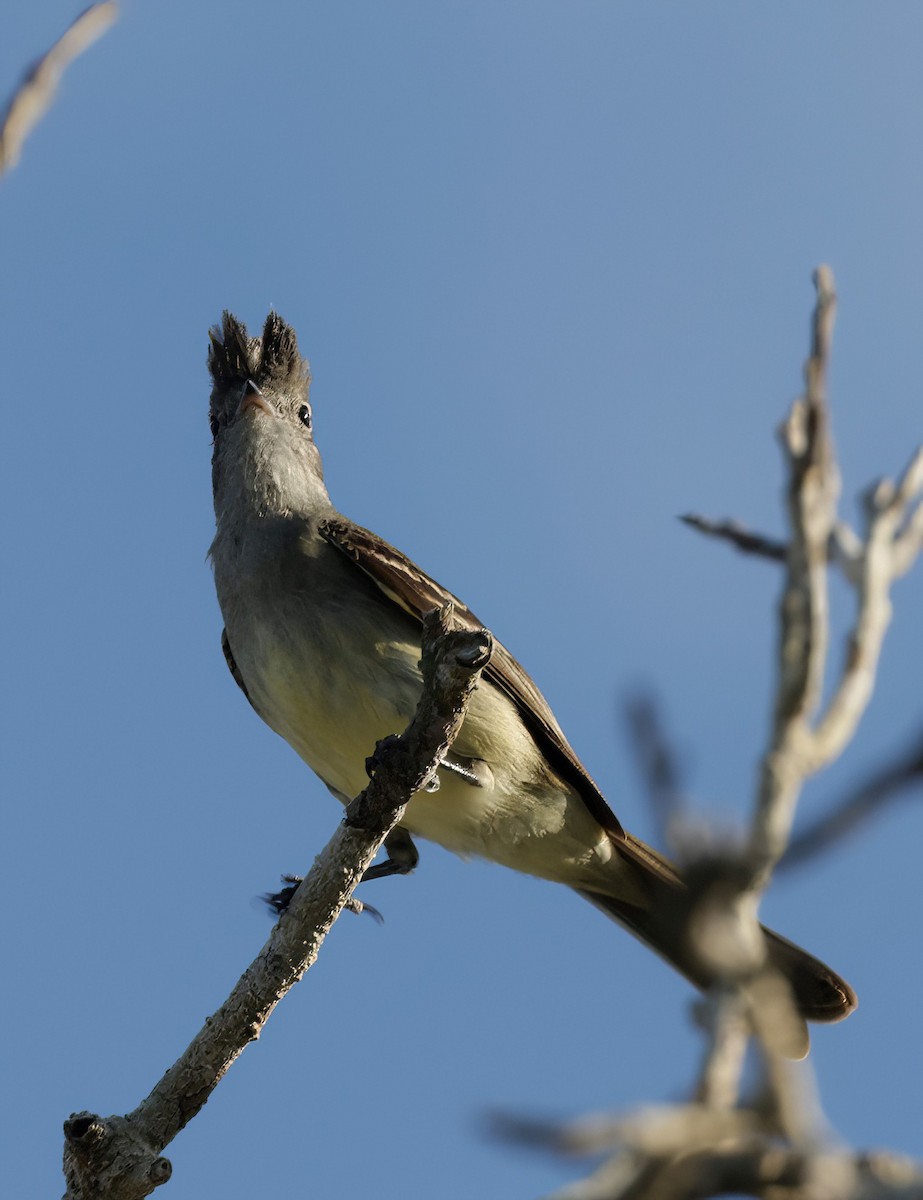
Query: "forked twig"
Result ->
[[502, 270, 923, 1200]]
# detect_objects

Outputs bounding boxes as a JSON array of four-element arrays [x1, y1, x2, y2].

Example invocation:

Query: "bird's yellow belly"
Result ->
[[242, 620, 614, 887]]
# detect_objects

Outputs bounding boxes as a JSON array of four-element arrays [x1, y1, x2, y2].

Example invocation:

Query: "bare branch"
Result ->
[[749, 266, 840, 882], [623, 695, 686, 847], [491, 1104, 763, 1160], [680, 515, 865, 585], [892, 449, 923, 575], [497, 1100, 923, 1200], [535, 270, 923, 1200], [684, 446, 923, 848], [684, 272, 846, 886], [62, 605, 492, 1199], [806, 482, 922, 778], [780, 732, 923, 870], [692, 991, 750, 1111], [0, 3, 118, 176], [679, 514, 788, 562], [681, 472, 923, 595], [545, 1144, 923, 1200]]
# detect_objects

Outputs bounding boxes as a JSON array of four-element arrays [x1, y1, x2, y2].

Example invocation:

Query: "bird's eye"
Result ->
[[298, 404, 312, 429]]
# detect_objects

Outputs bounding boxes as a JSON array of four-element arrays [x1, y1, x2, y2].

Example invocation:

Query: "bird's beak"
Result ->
[[238, 379, 275, 419]]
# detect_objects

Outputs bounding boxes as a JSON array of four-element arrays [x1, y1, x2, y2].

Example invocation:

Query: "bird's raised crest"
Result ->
[[208, 311, 310, 437], [208, 311, 309, 390]]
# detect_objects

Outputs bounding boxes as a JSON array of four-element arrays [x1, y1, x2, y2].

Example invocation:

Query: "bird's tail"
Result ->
[[576, 832, 856, 1053]]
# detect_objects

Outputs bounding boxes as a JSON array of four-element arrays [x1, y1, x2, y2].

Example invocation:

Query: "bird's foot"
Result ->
[[262, 874, 302, 915], [262, 830, 419, 918], [263, 874, 383, 923], [362, 826, 420, 880], [365, 733, 401, 780]]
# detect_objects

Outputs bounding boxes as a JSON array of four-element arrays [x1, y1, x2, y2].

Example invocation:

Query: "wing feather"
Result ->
[[319, 517, 627, 840]]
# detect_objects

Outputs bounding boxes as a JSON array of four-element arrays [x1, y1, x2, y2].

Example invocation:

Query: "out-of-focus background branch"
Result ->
[[0, 3, 116, 175], [781, 736, 923, 870], [493, 273, 923, 1199]]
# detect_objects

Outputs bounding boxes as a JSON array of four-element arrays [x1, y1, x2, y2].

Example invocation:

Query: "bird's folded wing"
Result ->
[[318, 516, 628, 841], [222, 628, 253, 705]]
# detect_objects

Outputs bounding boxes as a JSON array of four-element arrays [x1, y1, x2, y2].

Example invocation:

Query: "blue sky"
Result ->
[[3, 3, 923, 1197]]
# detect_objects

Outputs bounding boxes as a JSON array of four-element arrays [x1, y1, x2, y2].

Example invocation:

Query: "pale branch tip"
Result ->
[[0, 3, 118, 175], [806, 441, 923, 773], [750, 269, 842, 880], [746, 264, 923, 873], [810, 264, 836, 339]]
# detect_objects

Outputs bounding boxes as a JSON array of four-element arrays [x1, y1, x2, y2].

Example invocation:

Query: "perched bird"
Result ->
[[208, 311, 856, 1050]]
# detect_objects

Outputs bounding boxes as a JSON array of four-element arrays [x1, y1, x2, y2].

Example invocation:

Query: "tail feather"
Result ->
[[578, 887, 856, 1020], [576, 835, 857, 1047]]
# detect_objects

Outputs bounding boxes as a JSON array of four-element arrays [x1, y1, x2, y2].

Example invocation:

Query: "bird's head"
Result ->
[[208, 312, 328, 523]]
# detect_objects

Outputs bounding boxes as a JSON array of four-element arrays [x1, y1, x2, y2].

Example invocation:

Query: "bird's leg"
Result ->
[[361, 826, 420, 881], [437, 753, 489, 788], [364, 733, 401, 781], [264, 741, 484, 915], [365, 734, 487, 794], [263, 874, 303, 915], [263, 828, 420, 917]]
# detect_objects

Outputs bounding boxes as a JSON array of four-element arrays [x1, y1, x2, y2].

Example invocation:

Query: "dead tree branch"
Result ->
[[780, 731, 923, 870], [679, 515, 788, 562], [501, 269, 923, 1200], [0, 3, 117, 176], [623, 695, 687, 848], [679, 271, 923, 885], [62, 604, 492, 1200], [749, 265, 841, 883]]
